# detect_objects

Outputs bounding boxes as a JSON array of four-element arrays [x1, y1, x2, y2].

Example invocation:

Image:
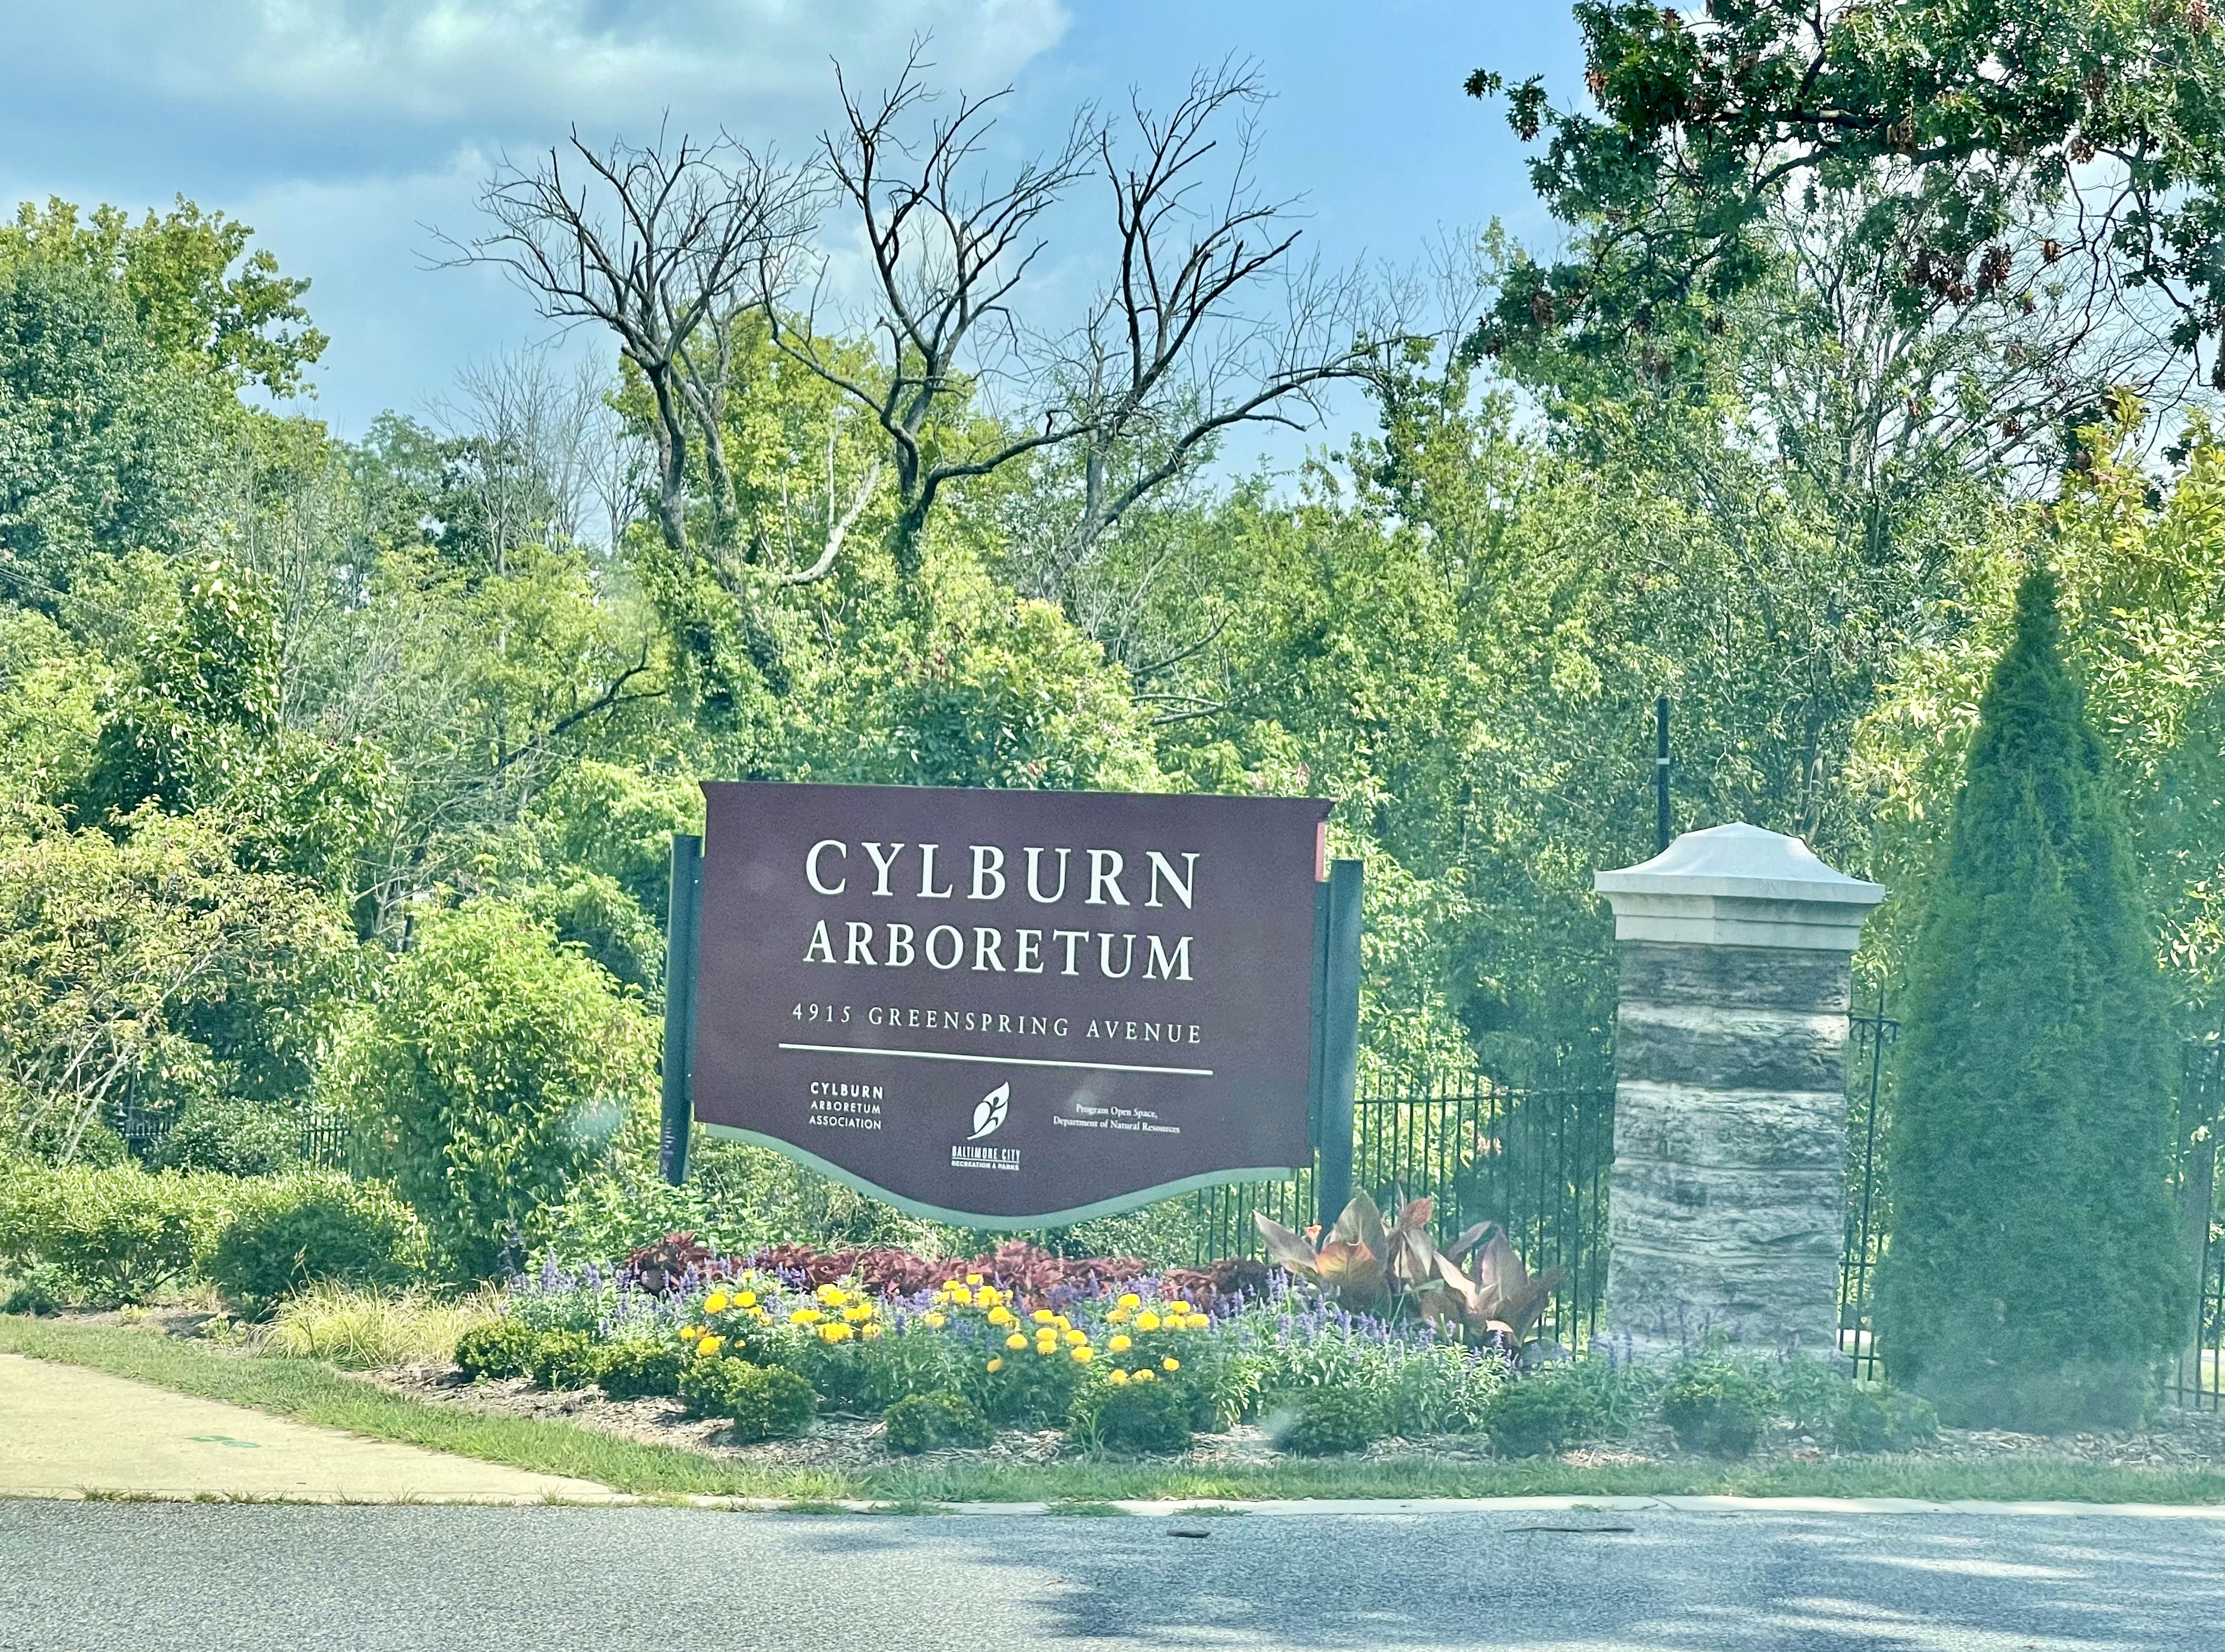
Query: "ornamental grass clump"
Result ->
[[258, 1281, 504, 1369]]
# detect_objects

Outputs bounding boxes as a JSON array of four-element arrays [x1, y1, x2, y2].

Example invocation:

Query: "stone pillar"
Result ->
[[1593, 824, 1885, 1362]]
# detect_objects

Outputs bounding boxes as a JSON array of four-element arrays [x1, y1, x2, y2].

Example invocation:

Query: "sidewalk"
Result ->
[[0, 1352, 621, 1503]]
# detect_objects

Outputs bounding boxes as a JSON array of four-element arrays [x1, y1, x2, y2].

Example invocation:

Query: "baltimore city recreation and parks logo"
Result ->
[[951, 1081, 1020, 1172]]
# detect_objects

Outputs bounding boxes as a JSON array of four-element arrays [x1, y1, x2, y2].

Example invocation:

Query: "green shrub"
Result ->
[[527, 1328, 601, 1390], [149, 1096, 299, 1177], [882, 1389, 995, 1454], [1879, 568, 2184, 1430], [0, 1163, 232, 1304], [1484, 1371, 1591, 1457], [1070, 1375, 1194, 1454], [1270, 1382, 1387, 1456], [678, 1355, 817, 1442], [2, 1266, 62, 1316], [205, 1173, 425, 1317], [1832, 1387, 1942, 1454], [454, 1316, 539, 1381], [322, 898, 659, 1280], [784, 1334, 873, 1413], [594, 1339, 686, 1400], [1660, 1359, 1775, 1457]]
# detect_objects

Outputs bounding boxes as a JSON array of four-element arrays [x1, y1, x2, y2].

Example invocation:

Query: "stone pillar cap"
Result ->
[[1594, 823, 1885, 951]]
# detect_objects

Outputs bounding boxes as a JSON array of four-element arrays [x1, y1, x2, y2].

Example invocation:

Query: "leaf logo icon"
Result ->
[[969, 1082, 1010, 1141]]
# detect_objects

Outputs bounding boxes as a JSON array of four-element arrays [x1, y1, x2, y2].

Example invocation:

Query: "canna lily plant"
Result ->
[[1414, 1222, 1565, 1346], [1255, 1197, 1564, 1346], [1254, 1192, 1466, 1318]]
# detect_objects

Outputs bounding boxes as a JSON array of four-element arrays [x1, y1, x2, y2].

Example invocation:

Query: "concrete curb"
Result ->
[[682, 1493, 2225, 1520]]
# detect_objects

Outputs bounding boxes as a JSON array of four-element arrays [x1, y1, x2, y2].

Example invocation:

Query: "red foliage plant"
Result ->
[[749, 1240, 1156, 1306]]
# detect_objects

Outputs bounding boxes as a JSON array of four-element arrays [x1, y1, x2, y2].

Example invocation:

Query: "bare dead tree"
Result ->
[[763, 51, 1097, 582], [764, 53, 1383, 590], [1041, 63, 1381, 587], [442, 126, 815, 586]]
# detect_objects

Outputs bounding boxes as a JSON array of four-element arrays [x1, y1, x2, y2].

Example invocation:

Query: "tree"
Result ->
[[0, 808, 354, 1163], [1468, 2, 2225, 407], [450, 128, 816, 680], [1, 196, 327, 396], [771, 55, 1381, 586], [0, 256, 233, 602], [328, 897, 657, 1278], [1877, 565, 2184, 1429]]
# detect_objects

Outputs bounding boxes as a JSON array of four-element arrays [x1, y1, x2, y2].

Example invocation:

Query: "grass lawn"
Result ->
[[7, 1316, 2224, 1507]]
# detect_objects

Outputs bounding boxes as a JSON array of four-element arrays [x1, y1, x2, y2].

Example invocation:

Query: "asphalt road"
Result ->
[[4, 1504, 2222, 1651]]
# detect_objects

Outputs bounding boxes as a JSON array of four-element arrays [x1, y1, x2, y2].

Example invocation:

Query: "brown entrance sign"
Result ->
[[683, 783, 1333, 1226]]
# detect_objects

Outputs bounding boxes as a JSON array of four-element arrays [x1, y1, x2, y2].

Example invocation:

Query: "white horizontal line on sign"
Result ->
[[776, 1042, 1214, 1078]]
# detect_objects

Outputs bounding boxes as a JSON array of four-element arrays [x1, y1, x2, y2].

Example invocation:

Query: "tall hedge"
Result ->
[[1878, 566, 2184, 1429]]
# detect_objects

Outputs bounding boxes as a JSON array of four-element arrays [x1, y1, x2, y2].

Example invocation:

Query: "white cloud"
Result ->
[[5, 1, 1069, 178], [0, 1, 1074, 429]]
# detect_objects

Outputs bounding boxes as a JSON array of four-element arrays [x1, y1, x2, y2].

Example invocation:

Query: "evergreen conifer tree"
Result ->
[[1878, 566, 2185, 1428]]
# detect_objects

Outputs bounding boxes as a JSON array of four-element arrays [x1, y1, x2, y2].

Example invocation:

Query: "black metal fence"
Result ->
[[1835, 999, 1897, 1383], [1190, 1074, 1618, 1349], [2168, 1040, 2224, 1410], [113, 1105, 363, 1173]]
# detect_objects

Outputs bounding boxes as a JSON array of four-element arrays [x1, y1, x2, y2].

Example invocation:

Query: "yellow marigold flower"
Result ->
[[1071, 1346, 1094, 1363], [986, 1357, 1004, 1373], [702, 1290, 729, 1315], [1107, 1368, 1129, 1385], [948, 1285, 973, 1305], [790, 1308, 823, 1325], [697, 1335, 724, 1357], [1106, 1309, 1129, 1325], [966, 1273, 984, 1286], [1161, 1357, 1180, 1372], [1191, 1314, 1211, 1330], [821, 1322, 854, 1343], [1117, 1292, 1141, 1311], [1053, 1315, 1071, 1331], [1031, 1308, 1055, 1325], [1059, 1329, 1083, 1347], [1107, 1334, 1132, 1353], [1132, 1366, 1156, 1382], [1167, 1302, 1192, 1316], [987, 1307, 1013, 1327], [844, 1304, 873, 1322], [1134, 1311, 1161, 1331], [1005, 1333, 1028, 1350], [1035, 1341, 1058, 1357], [976, 1286, 1000, 1308], [817, 1284, 848, 1307], [863, 1322, 882, 1339], [735, 1290, 757, 1309], [680, 1324, 702, 1340]]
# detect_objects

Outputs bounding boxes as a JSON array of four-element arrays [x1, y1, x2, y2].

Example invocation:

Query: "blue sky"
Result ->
[[0, 3, 1584, 443]]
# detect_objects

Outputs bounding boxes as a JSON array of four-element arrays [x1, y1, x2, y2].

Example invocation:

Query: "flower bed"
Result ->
[[461, 1239, 1510, 1454]]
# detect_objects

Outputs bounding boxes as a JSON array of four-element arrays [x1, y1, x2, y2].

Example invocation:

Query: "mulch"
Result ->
[[363, 1358, 2225, 1474]]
